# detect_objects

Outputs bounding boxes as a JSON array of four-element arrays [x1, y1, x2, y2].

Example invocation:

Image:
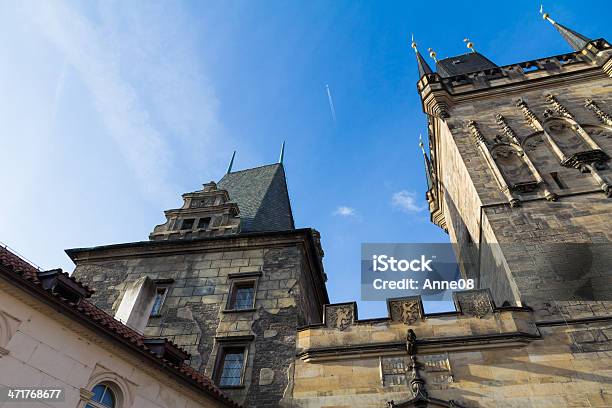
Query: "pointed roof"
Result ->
[[541, 8, 591, 51], [218, 163, 295, 233], [411, 37, 433, 78]]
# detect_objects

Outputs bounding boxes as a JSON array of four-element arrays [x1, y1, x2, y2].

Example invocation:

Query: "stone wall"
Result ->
[[423, 43, 612, 309], [290, 290, 612, 408], [71, 231, 327, 407], [0, 286, 230, 408]]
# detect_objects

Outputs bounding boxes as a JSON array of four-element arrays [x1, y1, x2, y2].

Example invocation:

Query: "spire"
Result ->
[[419, 134, 433, 191], [540, 5, 591, 51], [278, 141, 285, 164], [410, 35, 433, 78], [226, 150, 236, 174]]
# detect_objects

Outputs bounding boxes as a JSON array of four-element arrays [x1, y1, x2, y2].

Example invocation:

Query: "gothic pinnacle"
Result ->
[[410, 34, 433, 78], [539, 5, 591, 51]]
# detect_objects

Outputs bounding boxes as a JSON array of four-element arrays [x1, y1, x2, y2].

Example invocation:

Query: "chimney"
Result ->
[[114, 276, 156, 333]]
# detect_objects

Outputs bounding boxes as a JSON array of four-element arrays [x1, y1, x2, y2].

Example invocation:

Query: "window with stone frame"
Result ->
[[149, 287, 168, 317], [197, 217, 211, 230], [214, 344, 249, 388], [180, 218, 195, 230], [226, 279, 257, 311]]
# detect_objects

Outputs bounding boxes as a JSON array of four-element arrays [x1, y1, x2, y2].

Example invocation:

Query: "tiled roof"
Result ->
[[0, 246, 240, 408], [218, 163, 295, 232], [0, 245, 40, 282]]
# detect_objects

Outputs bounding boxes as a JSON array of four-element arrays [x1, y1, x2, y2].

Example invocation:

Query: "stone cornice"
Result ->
[[66, 228, 330, 308], [297, 331, 540, 362]]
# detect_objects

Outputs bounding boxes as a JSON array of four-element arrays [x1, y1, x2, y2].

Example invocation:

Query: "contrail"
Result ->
[[326, 84, 337, 124], [52, 57, 68, 121]]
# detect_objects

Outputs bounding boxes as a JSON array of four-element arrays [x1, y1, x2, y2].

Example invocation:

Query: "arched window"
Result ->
[[85, 383, 115, 408]]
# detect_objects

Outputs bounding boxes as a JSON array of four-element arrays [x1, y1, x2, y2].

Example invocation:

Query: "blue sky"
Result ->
[[1, 0, 609, 318]]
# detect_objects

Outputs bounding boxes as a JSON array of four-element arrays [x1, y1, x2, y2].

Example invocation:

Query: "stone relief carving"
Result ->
[[386, 354, 465, 408], [389, 298, 423, 325], [454, 290, 494, 318], [381, 356, 409, 386], [325, 304, 354, 330], [422, 353, 454, 386]]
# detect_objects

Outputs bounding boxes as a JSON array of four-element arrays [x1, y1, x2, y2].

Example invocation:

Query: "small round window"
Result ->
[[86, 383, 115, 408]]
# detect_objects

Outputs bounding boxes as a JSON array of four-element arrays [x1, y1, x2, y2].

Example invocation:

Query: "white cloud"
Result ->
[[334, 206, 356, 217], [391, 190, 426, 213], [22, 1, 224, 199]]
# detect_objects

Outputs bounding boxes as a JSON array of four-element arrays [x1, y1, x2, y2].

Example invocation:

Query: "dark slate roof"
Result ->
[[218, 163, 295, 233], [436, 52, 498, 78]]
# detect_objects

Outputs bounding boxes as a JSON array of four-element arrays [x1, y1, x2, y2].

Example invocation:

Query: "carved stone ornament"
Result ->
[[389, 298, 423, 325], [325, 304, 354, 330], [454, 290, 494, 318], [386, 354, 467, 408], [561, 149, 610, 168], [516, 98, 541, 131], [546, 94, 574, 119], [585, 99, 612, 126]]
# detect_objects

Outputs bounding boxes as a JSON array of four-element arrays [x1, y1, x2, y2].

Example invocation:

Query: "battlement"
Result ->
[[417, 39, 612, 119], [296, 289, 538, 361]]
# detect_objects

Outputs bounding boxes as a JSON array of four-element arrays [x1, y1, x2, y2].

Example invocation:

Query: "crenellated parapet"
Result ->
[[297, 289, 539, 362], [417, 39, 612, 121]]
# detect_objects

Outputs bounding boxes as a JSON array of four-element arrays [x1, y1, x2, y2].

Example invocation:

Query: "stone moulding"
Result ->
[[296, 331, 541, 363], [467, 120, 521, 207]]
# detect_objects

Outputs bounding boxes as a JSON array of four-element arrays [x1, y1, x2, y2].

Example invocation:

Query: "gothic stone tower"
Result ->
[[70, 163, 329, 407], [413, 16, 612, 313]]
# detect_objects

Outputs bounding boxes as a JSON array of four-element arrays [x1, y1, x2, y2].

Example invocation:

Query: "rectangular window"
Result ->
[[197, 217, 211, 230], [180, 218, 195, 230], [218, 347, 246, 387], [150, 287, 167, 316], [228, 282, 255, 310]]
